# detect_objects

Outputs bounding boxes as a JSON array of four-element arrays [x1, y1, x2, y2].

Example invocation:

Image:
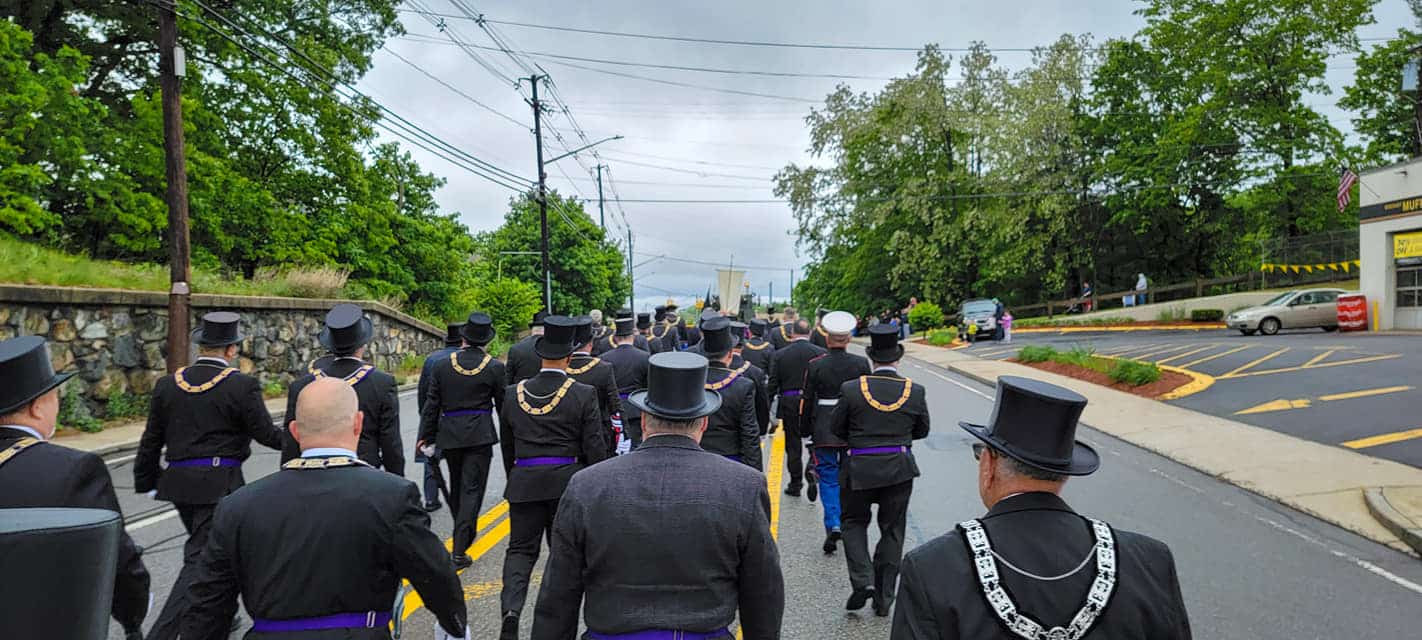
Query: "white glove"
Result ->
[[616, 437, 632, 455], [419, 445, 436, 459], [146, 490, 158, 500], [433, 623, 471, 640]]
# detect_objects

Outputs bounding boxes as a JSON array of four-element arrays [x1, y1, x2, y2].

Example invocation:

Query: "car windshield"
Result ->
[[1262, 292, 1295, 306], [963, 301, 995, 314]]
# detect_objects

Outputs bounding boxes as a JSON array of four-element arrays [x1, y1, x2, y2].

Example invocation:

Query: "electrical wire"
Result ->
[[379, 46, 530, 129]]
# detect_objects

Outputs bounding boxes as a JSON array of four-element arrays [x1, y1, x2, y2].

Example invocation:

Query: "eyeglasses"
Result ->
[[971, 442, 986, 460]]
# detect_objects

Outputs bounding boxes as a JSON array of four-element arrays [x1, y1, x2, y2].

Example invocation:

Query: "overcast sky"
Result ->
[[357, 0, 1413, 313]]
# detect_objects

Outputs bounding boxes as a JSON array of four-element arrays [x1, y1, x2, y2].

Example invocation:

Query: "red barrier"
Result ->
[[1337, 293, 1368, 331]]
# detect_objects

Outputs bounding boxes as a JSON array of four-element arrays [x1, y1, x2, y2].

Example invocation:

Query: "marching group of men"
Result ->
[[0, 299, 1192, 639]]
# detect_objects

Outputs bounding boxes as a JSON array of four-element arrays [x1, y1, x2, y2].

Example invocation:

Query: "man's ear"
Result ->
[[288, 420, 301, 445], [352, 410, 364, 438]]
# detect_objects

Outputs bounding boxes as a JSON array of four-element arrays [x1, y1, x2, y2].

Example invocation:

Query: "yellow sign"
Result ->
[[1395, 231, 1422, 259], [1260, 260, 1359, 273]]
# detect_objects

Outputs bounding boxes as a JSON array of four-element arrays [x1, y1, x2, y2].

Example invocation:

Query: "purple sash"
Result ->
[[441, 409, 490, 417], [780, 390, 802, 397], [848, 446, 908, 456], [251, 611, 391, 632], [167, 456, 240, 468], [588, 628, 732, 640], [514, 456, 577, 466]]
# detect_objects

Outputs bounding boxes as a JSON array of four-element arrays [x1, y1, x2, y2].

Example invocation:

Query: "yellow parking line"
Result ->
[[1177, 345, 1251, 369], [1220, 348, 1289, 378], [1342, 428, 1422, 450], [1102, 343, 1159, 356], [1319, 386, 1414, 402], [1129, 344, 1198, 361], [1155, 345, 1215, 365], [1223, 354, 1402, 379], [1301, 349, 1336, 368]]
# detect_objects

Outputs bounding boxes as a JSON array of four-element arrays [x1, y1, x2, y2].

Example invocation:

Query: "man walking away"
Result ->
[[416, 322, 465, 512], [599, 315, 650, 451], [803, 311, 870, 555], [767, 318, 825, 497], [506, 311, 549, 386]]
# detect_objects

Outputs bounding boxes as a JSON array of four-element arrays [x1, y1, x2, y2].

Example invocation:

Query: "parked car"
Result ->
[[1226, 288, 1345, 335], [958, 298, 1002, 341]]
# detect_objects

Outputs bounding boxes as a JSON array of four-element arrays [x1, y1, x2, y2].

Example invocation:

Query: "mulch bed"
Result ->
[[1009, 359, 1193, 399], [1015, 321, 1222, 330]]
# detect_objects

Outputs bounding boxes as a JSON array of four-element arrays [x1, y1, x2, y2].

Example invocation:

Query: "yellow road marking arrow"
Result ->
[[1234, 385, 1414, 415], [1236, 398, 1313, 414], [1342, 428, 1422, 450]]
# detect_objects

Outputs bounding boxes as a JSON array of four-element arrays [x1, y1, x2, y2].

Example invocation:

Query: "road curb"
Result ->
[[1365, 487, 1422, 556]]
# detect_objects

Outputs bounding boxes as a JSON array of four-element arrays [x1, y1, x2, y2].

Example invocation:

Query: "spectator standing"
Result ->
[[1082, 281, 1094, 312], [900, 297, 919, 338], [1135, 273, 1148, 306]]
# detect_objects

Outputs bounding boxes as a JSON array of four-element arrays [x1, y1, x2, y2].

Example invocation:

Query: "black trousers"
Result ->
[[842, 479, 913, 603], [422, 450, 441, 506], [500, 498, 560, 614], [781, 412, 807, 488], [146, 503, 217, 640], [445, 445, 493, 556]]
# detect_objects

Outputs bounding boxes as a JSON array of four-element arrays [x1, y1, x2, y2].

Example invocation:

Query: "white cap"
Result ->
[[822, 310, 856, 335]]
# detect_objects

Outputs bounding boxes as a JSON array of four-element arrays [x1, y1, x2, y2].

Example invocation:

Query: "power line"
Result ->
[[404, 0, 521, 86], [595, 156, 770, 180], [379, 46, 530, 129], [633, 252, 793, 272], [600, 151, 784, 171]]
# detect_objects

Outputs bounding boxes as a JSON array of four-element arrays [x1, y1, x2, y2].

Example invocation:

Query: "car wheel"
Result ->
[[1322, 325, 1338, 332], [1258, 317, 1281, 336], [1239, 329, 1257, 336]]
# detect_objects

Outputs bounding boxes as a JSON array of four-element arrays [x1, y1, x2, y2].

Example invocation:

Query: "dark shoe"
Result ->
[[874, 599, 891, 617], [423, 501, 442, 512], [500, 611, 520, 640], [822, 531, 838, 555], [784, 484, 801, 497], [846, 586, 875, 611], [452, 553, 472, 570], [807, 479, 819, 503]]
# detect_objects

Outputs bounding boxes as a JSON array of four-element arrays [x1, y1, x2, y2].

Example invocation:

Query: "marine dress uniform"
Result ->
[[497, 316, 609, 639], [766, 323, 825, 496], [891, 377, 1192, 639], [506, 311, 549, 386], [281, 304, 403, 475], [418, 312, 506, 569], [531, 352, 784, 640], [698, 318, 761, 470], [801, 311, 871, 554], [134, 312, 286, 640], [598, 317, 650, 450], [829, 325, 929, 616], [415, 323, 464, 511], [0, 336, 150, 639], [568, 316, 623, 457]]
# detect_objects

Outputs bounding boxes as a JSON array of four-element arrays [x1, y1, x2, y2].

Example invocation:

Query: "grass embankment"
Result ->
[[1013, 345, 1189, 398], [1013, 315, 1137, 329]]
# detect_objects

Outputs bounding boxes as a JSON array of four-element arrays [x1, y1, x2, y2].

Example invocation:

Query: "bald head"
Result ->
[[290, 378, 362, 452]]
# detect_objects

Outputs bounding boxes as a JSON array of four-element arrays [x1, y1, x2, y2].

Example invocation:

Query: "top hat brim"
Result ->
[[459, 324, 495, 345], [534, 335, 577, 360], [958, 421, 1100, 476], [0, 370, 76, 416], [318, 316, 374, 353], [190, 328, 243, 348], [865, 344, 904, 363], [627, 388, 722, 421]]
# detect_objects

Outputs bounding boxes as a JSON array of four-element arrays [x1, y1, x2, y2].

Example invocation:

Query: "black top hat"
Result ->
[[749, 319, 768, 337], [865, 324, 903, 363], [444, 323, 465, 347], [637, 312, 652, 330], [728, 321, 748, 347], [614, 316, 637, 337], [700, 317, 734, 355], [653, 305, 667, 319], [192, 311, 243, 347], [529, 310, 549, 328], [665, 303, 679, 312], [699, 309, 720, 324], [616, 307, 633, 319], [0, 336, 76, 415], [460, 312, 495, 346], [319, 304, 374, 355], [535, 316, 579, 360], [628, 352, 722, 420], [960, 376, 1099, 476], [572, 316, 595, 347]]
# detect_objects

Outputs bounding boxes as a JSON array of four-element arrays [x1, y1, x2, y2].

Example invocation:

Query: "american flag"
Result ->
[[1337, 166, 1359, 212]]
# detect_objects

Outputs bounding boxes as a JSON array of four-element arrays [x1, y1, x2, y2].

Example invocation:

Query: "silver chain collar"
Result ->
[[959, 517, 1117, 640]]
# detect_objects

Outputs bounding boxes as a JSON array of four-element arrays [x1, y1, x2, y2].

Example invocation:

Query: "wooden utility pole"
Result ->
[[597, 164, 606, 230], [159, 4, 191, 373], [527, 75, 552, 312], [626, 227, 634, 310]]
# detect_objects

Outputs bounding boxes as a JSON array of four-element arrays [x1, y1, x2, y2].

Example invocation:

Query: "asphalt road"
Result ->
[[108, 356, 1422, 639], [963, 329, 1422, 469]]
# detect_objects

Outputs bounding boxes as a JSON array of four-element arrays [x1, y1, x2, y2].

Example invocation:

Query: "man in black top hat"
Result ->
[[531, 352, 784, 640], [802, 311, 871, 555], [135, 311, 286, 640], [498, 315, 608, 639], [281, 303, 403, 474], [593, 309, 649, 356], [418, 312, 506, 569], [698, 317, 761, 469], [598, 315, 650, 452], [648, 306, 671, 354], [635, 312, 654, 352], [506, 310, 549, 386], [829, 323, 929, 617], [769, 306, 799, 350], [568, 316, 623, 458], [810, 308, 832, 349], [415, 322, 465, 512], [184, 378, 468, 640], [0, 336, 151, 639], [767, 317, 825, 496], [728, 321, 771, 436], [892, 376, 1191, 639], [740, 319, 775, 373]]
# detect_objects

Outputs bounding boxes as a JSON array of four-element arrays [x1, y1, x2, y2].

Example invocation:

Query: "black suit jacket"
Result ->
[[599, 344, 649, 421], [568, 353, 622, 456], [892, 492, 1192, 640], [281, 356, 404, 475], [531, 435, 784, 640], [828, 370, 929, 490], [731, 354, 771, 435], [768, 322, 793, 350], [592, 333, 650, 356], [766, 339, 825, 433], [651, 322, 677, 354], [417, 346, 458, 416], [418, 347, 507, 451], [802, 349, 871, 447], [134, 359, 284, 504], [0, 427, 150, 633], [499, 371, 609, 503], [701, 364, 762, 469], [506, 334, 542, 385], [740, 337, 774, 372], [181, 456, 467, 639], [810, 325, 830, 349]]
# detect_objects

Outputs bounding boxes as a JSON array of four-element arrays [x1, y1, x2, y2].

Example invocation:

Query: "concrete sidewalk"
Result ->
[[903, 341, 1422, 557]]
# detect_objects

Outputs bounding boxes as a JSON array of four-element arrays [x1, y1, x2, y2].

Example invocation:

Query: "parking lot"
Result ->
[[959, 328, 1422, 469]]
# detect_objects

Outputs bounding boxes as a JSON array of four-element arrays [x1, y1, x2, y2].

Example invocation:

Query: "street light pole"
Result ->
[[597, 164, 605, 230]]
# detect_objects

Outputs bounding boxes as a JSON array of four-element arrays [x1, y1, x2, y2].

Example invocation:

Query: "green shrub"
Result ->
[[262, 380, 286, 398], [1056, 346, 1098, 369], [908, 302, 945, 331], [105, 391, 148, 420], [1017, 345, 1057, 363], [1109, 359, 1162, 386], [925, 328, 957, 346], [457, 277, 543, 346], [1014, 315, 1136, 329], [1190, 309, 1224, 322], [58, 388, 102, 433]]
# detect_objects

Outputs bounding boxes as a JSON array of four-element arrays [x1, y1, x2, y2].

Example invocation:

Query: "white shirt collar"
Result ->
[[873, 366, 898, 374], [1, 424, 46, 441], [302, 447, 358, 458], [573, 351, 591, 357], [539, 367, 568, 375], [194, 356, 229, 366]]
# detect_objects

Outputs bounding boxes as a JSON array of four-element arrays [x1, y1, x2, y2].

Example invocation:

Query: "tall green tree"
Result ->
[[1340, 29, 1422, 163]]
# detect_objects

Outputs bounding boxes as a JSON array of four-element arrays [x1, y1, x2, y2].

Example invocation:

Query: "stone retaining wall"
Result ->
[[0, 285, 443, 420]]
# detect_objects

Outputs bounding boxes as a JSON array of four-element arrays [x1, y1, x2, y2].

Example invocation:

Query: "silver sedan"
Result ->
[[1226, 288, 1345, 335]]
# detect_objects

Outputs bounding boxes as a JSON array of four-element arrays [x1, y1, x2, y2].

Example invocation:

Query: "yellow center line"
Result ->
[[1219, 347, 1290, 378], [1154, 345, 1215, 365], [1177, 345, 1252, 369], [738, 428, 786, 640], [402, 499, 513, 619], [1300, 349, 1337, 368], [1223, 354, 1402, 379], [1341, 428, 1422, 449], [1319, 385, 1414, 402]]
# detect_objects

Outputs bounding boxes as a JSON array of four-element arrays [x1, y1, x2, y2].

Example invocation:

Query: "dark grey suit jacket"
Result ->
[[531, 435, 784, 640]]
